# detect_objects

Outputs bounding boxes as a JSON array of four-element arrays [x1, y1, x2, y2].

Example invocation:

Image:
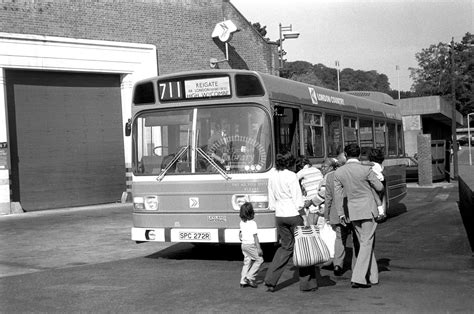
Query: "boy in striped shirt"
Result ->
[[296, 156, 324, 226]]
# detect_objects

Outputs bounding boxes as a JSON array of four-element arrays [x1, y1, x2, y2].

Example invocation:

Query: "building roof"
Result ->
[[395, 95, 463, 127]]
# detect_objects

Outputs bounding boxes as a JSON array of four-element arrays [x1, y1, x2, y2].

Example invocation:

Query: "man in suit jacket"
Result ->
[[334, 144, 384, 288], [322, 157, 353, 277]]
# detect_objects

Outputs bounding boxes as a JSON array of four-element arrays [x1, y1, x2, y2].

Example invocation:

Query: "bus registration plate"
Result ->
[[179, 231, 211, 241]]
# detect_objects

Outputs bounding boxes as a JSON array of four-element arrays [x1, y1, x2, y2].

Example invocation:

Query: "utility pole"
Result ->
[[278, 23, 284, 70], [278, 24, 299, 76], [468, 113, 473, 166], [450, 37, 458, 180]]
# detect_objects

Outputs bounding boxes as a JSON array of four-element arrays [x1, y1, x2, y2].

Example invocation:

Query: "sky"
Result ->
[[230, 0, 473, 91]]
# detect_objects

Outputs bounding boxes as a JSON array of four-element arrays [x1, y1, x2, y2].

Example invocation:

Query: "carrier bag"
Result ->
[[293, 225, 330, 267], [319, 222, 337, 258]]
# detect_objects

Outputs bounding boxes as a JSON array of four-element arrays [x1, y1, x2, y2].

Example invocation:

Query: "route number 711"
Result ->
[[159, 81, 182, 100]]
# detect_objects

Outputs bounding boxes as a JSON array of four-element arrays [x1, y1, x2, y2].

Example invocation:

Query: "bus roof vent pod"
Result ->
[[345, 91, 395, 106]]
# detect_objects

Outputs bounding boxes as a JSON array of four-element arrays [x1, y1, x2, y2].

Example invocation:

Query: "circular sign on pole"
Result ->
[[211, 20, 238, 43]]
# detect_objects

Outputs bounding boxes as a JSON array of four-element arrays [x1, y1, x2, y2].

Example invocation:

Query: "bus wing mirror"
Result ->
[[125, 119, 132, 137]]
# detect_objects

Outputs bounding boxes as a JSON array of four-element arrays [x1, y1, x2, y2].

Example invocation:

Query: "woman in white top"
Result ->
[[264, 152, 318, 292]]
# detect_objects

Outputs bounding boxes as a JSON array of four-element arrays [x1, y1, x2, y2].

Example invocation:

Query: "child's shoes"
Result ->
[[245, 277, 258, 288]]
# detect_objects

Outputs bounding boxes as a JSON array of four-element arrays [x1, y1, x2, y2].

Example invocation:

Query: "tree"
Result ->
[[251, 22, 268, 39], [282, 61, 314, 80], [409, 32, 473, 115], [339, 68, 390, 92], [283, 61, 392, 93], [456, 33, 474, 115], [289, 71, 323, 86], [285, 61, 313, 76], [409, 42, 451, 95]]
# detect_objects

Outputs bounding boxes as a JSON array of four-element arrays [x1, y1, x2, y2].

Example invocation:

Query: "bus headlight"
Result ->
[[232, 194, 268, 210], [134, 196, 159, 211], [144, 196, 159, 210]]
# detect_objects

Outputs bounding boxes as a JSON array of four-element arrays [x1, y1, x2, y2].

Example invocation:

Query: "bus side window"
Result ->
[[387, 123, 397, 156], [374, 121, 386, 152], [343, 117, 358, 148], [359, 118, 374, 156], [303, 112, 324, 158], [325, 114, 343, 157], [397, 123, 404, 156]]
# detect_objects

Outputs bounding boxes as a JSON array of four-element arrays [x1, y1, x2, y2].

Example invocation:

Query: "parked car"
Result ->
[[457, 136, 473, 146]]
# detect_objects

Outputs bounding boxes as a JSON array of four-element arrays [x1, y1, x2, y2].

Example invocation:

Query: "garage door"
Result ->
[[6, 70, 125, 211]]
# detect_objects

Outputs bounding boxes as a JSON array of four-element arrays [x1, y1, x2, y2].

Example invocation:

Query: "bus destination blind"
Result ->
[[159, 76, 231, 101]]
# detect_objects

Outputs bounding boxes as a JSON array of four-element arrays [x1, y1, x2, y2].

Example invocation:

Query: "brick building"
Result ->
[[0, 0, 278, 213]]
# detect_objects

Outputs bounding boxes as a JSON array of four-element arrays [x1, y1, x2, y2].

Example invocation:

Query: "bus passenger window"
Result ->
[[397, 124, 404, 156], [359, 119, 374, 156], [303, 112, 323, 158], [387, 123, 397, 156], [375, 121, 386, 152], [343, 117, 358, 147], [325, 114, 343, 157]]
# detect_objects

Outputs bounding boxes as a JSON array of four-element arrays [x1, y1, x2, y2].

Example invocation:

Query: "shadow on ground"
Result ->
[[145, 242, 279, 262], [387, 203, 408, 219]]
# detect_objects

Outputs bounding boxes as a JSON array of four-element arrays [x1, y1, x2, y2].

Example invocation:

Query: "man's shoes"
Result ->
[[265, 283, 275, 292], [375, 214, 386, 222], [334, 265, 343, 276], [351, 282, 371, 289], [245, 278, 258, 288], [302, 287, 318, 292], [240, 282, 248, 288]]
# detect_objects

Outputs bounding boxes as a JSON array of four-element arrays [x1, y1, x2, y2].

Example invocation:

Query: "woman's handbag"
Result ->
[[293, 225, 331, 267], [319, 222, 337, 258]]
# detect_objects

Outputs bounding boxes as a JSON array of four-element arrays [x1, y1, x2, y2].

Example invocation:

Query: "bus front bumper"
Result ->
[[131, 227, 278, 243]]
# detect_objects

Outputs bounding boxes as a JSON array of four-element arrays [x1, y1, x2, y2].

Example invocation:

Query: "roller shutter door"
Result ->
[[6, 70, 124, 211]]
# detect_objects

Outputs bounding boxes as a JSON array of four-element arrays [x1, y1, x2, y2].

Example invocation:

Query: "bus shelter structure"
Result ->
[[396, 96, 463, 182]]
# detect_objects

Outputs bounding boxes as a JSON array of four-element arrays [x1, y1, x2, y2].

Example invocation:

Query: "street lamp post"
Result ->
[[450, 37, 458, 179], [335, 60, 340, 92], [468, 112, 474, 166], [396, 65, 400, 100], [278, 23, 299, 73]]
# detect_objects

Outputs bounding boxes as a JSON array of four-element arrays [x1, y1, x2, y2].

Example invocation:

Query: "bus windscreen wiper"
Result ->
[[156, 146, 189, 181], [196, 147, 231, 180]]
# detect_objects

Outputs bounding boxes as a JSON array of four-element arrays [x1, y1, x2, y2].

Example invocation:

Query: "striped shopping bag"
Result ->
[[293, 225, 330, 267]]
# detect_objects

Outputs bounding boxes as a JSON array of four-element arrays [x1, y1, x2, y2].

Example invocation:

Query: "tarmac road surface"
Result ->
[[0, 182, 473, 313]]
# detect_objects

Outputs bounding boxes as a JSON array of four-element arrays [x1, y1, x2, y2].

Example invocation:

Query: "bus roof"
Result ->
[[134, 69, 402, 121], [256, 72, 401, 120]]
